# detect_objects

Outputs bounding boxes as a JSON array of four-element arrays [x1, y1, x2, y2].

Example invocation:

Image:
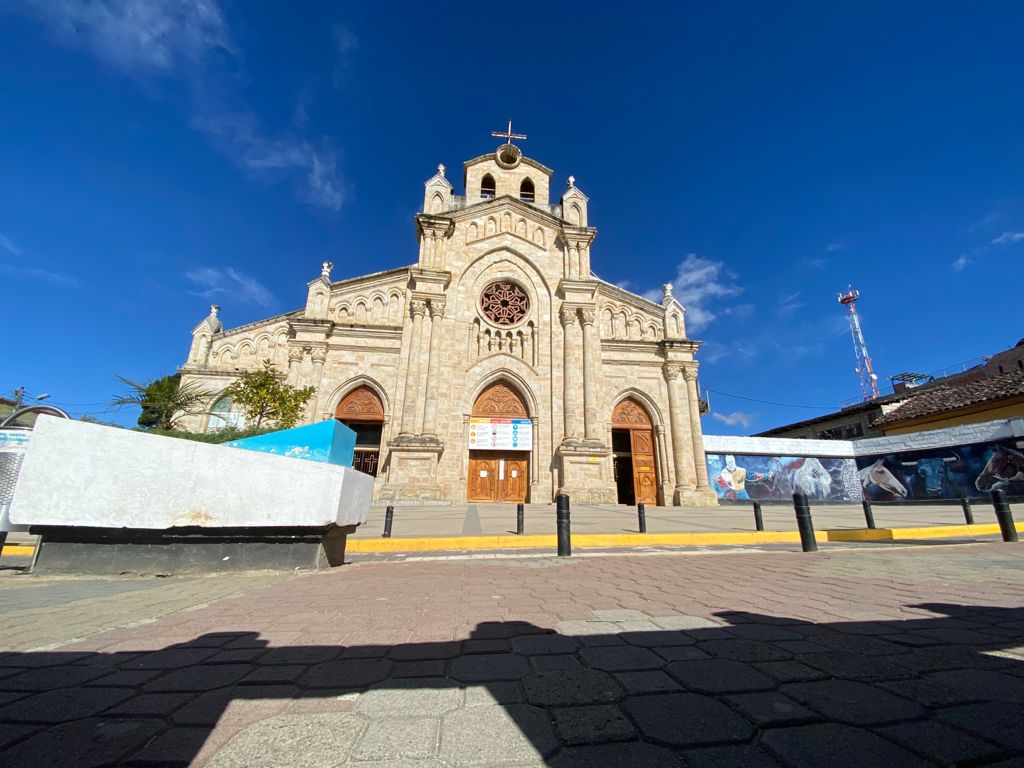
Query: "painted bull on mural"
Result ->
[[975, 446, 1024, 495], [859, 459, 908, 501], [900, 453, 966, 499]]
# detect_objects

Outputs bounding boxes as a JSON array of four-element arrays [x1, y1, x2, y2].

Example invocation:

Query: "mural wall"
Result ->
[[706, 453, 860, 501], [856, 439, 1024, 501]]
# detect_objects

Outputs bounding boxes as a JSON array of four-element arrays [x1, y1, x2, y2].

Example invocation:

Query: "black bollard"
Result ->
[[960, 498, 974, 525], [516, 502, 525, 535], [556, 493, 572, 556], [752, 500, 764, 532], [862, 499, 876, 530], [637, 502, 647, 533], [793, 492, 818, 552], [991, 490, 1019, 542], [382, 505, 394, 538]]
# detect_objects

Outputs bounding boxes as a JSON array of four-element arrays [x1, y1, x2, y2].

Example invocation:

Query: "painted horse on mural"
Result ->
[[975, 446, 1024, 495], [859, 459, 908, 501], [791, 457, 833, 499]]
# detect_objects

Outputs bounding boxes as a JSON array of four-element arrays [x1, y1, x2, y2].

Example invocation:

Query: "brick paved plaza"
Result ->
[[2, 542, 1024, 766]]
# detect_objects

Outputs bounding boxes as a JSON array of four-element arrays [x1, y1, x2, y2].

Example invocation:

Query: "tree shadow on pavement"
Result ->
[[1, 603, 1024, 767]]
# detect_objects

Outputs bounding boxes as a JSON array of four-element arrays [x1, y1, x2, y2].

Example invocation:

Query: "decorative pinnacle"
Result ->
[[567, 175, 576, 188], [321, 261, 334, 278], [209, 304, 220, 316], [437, 163, 445, 178], [661, 283, 673, 299]]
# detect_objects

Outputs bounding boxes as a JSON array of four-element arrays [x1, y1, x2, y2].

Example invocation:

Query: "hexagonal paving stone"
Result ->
[[550, 704, 636, 745], [684, 745, 784, 767], [761, 723, 932, 768], [936, 702, 1024, 751], [878, 720, 1005, 765], [205, 713, 365, 767], [781, 680, 926, 726], [511, 634, 580, 656], [355, 678, 463, 717], [439, 704, 556, 766], [0, 686, 134, 723], [613, 670, 682, 694], [299, 658, 393, 689], [724, 690, 820, 726], [665, 659, 774, 694], [549, 742, 683, 767], [925, 669, 1024, 704], [522, 670, 623, 707], [794, 652, 913, 682], [0, 717, 164, 768], [350, 717, 439, 761], [697, 639, 790, 663], [450, 653, 530, 682], [624, 692, 755, 747], [579, 646, 663, 672]]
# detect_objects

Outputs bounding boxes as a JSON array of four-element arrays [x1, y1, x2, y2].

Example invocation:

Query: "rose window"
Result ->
[[480, 281, 530, 325]]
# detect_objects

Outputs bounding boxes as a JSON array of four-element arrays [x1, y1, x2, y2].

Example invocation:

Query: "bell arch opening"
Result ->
[[467, 380, 531, 503], [611, 397, 659, 506], [335, 386, 385, 476]]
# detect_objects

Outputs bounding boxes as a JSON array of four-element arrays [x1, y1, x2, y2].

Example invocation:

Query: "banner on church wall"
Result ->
[[468, 418, 532, 451]]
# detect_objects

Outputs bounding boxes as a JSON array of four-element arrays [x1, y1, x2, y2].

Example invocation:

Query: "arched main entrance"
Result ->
[[335, 386, 384, 476], [467, 381, 530, 502], [612, 398, 659, 505]]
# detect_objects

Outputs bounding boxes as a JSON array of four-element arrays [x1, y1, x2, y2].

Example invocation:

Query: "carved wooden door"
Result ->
[[630, 429, 658, 505], [467, 457, 499, 502], [500, 457, 529, 503]]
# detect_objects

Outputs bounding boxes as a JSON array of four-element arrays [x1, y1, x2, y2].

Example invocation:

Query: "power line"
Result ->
[[705, 389, 836, 411]]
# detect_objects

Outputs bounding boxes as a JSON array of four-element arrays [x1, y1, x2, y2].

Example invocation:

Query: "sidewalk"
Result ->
[[2, 542, 1023, 766]]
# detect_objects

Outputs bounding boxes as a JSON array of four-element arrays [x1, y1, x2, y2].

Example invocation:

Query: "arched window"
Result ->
[[519, 178, 535, 203], [207, 396, 245, 433], [481, 173, 496, 199]]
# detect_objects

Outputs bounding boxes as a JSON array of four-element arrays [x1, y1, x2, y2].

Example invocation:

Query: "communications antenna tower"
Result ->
[[838, 287, 881, 400]]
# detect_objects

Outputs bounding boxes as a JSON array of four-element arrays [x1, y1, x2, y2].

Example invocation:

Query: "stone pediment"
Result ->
[[458, 198, 558, 250]]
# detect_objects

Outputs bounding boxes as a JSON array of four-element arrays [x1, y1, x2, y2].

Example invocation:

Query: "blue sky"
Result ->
[[2, 1, 1022, 434]]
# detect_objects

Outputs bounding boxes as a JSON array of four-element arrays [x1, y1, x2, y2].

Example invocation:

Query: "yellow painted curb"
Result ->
[[0, 545, 35, 557], [347, 530, 804, 553], [824, 522, 1024, 542], [347, 522, 1024, 553]]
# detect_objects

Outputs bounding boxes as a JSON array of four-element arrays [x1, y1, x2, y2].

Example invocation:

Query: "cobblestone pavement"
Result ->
[[1, 542, 1023, 766], [0, 573, 289, 652]]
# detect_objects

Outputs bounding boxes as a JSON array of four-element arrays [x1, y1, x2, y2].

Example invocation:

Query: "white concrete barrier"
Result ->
[[10, 416, 373, 530]]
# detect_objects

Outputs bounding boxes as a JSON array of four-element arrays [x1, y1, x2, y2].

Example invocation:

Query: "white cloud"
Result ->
[[642, 253, 743, 333], [825, 242, 845, 252], [952, 255, 971, 272], [968, 211, 1000, 233], [0, 263, 78, 285], [18, 0, 234, 74], [711, 411, 754, 429], [185, 267, 275, 308], [992, 231, 1024, 245], [17, 0, 348, 212], [0, 232, 23, 257]]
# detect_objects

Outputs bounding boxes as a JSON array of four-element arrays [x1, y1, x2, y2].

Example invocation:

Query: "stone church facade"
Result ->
[[178, 136, 716, 506]]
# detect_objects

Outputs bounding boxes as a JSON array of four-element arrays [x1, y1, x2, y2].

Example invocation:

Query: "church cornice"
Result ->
[[215, 311, 299, 340], [327, 265, 411, 292], [451, 195, 565, 229], [594, 278, 665, 313], [462, 153, 554, 177]]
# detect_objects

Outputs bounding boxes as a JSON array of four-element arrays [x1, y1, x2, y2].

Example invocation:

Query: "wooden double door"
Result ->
[[467, 451, 529, 503], [612, 398, 659, 506]]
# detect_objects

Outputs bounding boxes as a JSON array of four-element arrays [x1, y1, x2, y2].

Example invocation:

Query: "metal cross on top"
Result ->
[[491, 119, 527, 145]]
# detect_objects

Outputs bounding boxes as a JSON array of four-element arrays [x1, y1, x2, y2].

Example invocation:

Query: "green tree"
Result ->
[[221, 360, 315, 429], [111, 373, 206, 430]]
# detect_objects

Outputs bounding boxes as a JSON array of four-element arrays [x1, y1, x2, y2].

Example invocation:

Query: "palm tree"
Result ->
[[111, 374, 208, 430]]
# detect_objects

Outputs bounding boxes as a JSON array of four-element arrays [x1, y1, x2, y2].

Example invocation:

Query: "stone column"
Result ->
[[664, 364, 696, 499], [399, 300, 427, 435], [286, 347, 304, 386], [683, 365, 711, 490], [560, 305, 582, 441], [420, 300, 446, 438], [530, 415, 539, 485], [579, 305, 602, 442], [309, 348, 327, 420], [655, 424, 671, 485]]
